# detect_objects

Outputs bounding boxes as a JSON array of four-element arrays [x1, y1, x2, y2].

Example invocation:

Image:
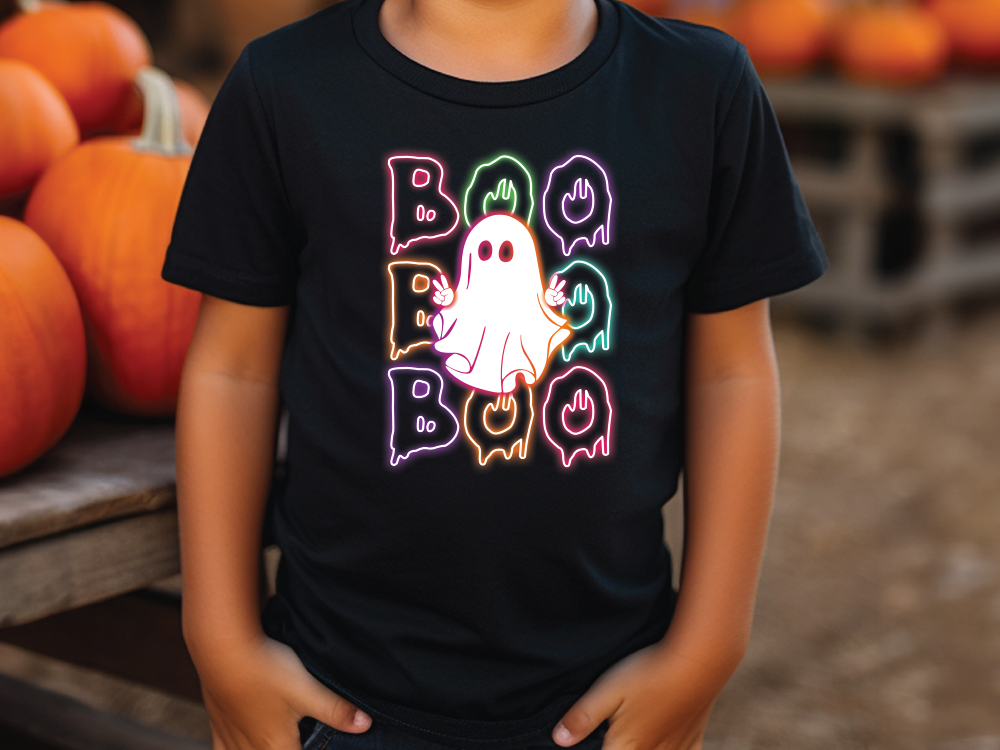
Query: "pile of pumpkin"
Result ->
[[627, 0, 1000, 84], [1, 0, 210, 478]]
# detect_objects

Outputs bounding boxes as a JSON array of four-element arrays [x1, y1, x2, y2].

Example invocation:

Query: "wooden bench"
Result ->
[[0, 402, 203, 750]]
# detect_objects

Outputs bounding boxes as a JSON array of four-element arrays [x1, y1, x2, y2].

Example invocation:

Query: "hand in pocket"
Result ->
[[190, 633, 372, 750]]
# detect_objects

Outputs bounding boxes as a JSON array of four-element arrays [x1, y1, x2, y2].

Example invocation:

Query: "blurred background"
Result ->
[[0, 0, 998, 748]]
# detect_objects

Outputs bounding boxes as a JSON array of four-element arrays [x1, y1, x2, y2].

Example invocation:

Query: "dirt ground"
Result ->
[[706, 307, 1000, 750], [1, 307, 998, 750]]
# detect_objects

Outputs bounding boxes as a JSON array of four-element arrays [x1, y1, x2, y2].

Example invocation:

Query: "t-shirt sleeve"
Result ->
[[161, 43, 302, 306], [684, 43, 829, 314]]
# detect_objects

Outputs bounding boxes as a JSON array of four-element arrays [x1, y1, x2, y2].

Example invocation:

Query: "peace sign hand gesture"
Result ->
[[544, 273, 568, 308], [432, 273, 454, 307]]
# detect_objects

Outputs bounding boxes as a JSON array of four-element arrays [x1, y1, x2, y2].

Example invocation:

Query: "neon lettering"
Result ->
[[388, 366, 460, 467], [463, 381, 534, 466], [541, 154, 613, 256], [552, 259, 613, 362], [463, 154, 535, 227], [388, 260, 445, 360], [541, 365, 613, 468], [388, 155, 460, 254]]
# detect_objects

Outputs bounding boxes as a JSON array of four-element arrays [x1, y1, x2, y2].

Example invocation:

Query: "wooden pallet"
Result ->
[[763, 73, 1000, 334]]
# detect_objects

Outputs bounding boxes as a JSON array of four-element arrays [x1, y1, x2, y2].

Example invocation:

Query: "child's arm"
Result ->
[[552, 297, 779, 750], [176, 295, 372, 749]]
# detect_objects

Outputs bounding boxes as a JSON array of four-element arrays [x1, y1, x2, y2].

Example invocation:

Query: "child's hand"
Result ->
[[551, 640, 734, 750], [193, 632, 371, 750]]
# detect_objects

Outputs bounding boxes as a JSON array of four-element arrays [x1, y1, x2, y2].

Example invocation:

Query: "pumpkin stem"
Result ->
[[133, 66, 193, 157], [17, 0, 43, 12]]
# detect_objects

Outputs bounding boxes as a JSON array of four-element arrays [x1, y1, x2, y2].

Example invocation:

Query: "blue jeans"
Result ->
[[298, 716, 610, 750]]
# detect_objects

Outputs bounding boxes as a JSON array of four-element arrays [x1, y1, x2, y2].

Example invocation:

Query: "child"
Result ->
[[161, 0, 828, 748]]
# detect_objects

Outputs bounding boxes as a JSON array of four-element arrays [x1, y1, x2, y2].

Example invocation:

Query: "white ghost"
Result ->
[[429, 213, 572, 395]]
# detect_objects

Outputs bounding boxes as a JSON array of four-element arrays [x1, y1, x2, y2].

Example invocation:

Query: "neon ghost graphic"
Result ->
[[429, 213, 573, 394]]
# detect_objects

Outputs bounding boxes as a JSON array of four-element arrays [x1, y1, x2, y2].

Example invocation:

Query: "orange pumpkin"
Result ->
[[832, 3, 950, 84], [0, 0, 152, 136], [24, 68, 201, 416], [926, 0, 1000, 64], [114, 76, 211, 147], [0, 58, 78, 200], [729, 0, 833, 74], [0, 216, 86, 478]]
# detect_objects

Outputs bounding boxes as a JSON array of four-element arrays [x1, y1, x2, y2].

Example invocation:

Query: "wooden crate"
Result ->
[[764, 74, 1000, 332]]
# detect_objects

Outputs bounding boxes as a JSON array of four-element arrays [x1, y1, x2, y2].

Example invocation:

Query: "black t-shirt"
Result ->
[[161, 0, 827, 746]]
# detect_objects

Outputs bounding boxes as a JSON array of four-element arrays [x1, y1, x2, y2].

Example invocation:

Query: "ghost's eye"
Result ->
[[498, 240, 514, 263], [478, 240, 492, 260]]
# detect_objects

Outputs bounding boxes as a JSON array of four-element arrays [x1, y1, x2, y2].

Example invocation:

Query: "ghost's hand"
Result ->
[[544, 273, 567, 308], [432, 273, 454, 307]]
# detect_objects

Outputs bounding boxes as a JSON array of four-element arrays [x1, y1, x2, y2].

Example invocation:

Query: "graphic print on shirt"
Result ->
[[429, 213, 572, 394], [387, 366, 461, 467], [462, 154, 535, 227], [463, 387, 534, 466], [541, 154, 613, 256], [385, 151, 617, 470], [387, 260, 446, 360], [541, 365, 613, 468], [551, 259, 613, 362], [387, 156, 460, 255]]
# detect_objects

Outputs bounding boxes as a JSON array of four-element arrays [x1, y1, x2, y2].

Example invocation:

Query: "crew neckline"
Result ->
[[351, 0, 620, 107]]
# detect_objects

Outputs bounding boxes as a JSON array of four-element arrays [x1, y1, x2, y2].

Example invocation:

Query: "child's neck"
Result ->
[[377, 0, 599, 82]]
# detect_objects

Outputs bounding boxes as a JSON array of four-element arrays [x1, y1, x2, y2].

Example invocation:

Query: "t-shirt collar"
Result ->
[[351, 0, 620, 107]]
